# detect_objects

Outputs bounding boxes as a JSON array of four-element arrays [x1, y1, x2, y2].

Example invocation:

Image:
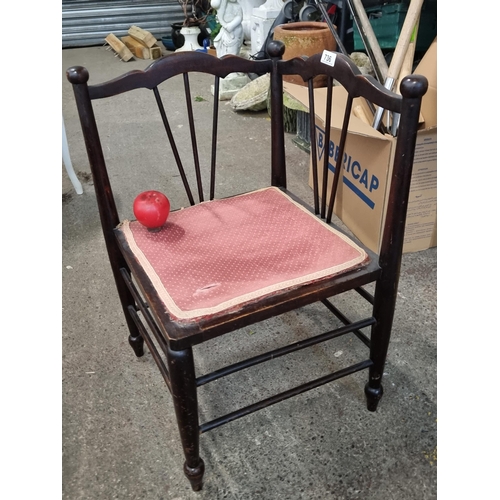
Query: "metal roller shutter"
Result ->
[[62, 0, 185, 48]]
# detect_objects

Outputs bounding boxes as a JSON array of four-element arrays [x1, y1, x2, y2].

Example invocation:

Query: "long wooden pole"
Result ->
[[391, 16, 421, 135], [372, 0, 424, 131], [347, 0, 388, 83]]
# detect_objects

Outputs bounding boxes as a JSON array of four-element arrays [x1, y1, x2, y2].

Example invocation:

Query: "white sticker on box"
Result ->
[[320, 50, 337, 67]]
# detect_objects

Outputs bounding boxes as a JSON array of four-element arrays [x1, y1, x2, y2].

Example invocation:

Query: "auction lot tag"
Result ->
[[320, 50, 337, 67]]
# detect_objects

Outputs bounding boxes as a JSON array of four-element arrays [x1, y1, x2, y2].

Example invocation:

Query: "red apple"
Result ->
[[133, 190, 170, 231]]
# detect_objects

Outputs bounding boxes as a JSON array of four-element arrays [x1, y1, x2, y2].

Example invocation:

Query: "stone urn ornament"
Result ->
[[175, 0, 211, 52], [273, 21, 337, 87], [175, 26, 205, 52]]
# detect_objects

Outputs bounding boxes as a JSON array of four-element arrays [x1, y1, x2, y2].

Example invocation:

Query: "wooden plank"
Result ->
[[128, 25, 157, 48], [120, 36, 163, 60], [121, 35, 150, 59], [150, 45, 162, 60], [353, 105, 372, 126], [104, 33, 134, 62]]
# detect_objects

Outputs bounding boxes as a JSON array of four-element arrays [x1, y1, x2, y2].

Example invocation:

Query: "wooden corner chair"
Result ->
[[66, 40, 427, 491]]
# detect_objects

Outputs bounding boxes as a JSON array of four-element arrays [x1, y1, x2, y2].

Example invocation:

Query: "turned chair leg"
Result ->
[[125, 306, 146, 359], [128, 334, 144, 357], [108, 263, 144, 357], [365, 315, 387, 412], [365, 281, 399, 412], [166, 344, 205, 491], [118, 282, 144, 358]]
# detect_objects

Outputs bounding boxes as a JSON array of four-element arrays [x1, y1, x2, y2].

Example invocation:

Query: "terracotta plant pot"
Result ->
[[273, 22, 337, 87]]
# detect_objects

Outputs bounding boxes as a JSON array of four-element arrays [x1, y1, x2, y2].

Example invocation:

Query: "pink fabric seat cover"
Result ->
[[119, 187, 368, 321]]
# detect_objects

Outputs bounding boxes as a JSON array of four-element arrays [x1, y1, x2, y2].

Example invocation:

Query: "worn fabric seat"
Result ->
[[117, 187, 368, 322]]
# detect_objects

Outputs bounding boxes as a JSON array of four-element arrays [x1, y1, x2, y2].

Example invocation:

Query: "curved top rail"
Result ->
[[71, 52, 272, 100], [279, 53, 404, 113]]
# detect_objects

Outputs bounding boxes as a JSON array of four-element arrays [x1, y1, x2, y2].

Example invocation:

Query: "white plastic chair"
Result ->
[[63, 116, 83, 195]]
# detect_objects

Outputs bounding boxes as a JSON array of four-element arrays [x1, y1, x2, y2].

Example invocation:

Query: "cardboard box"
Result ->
[[415, 37, 437, 130], [283, 38, 437, 254]]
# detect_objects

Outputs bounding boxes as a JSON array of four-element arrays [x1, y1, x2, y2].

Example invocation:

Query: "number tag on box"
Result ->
[[320, 50, 337, 67]]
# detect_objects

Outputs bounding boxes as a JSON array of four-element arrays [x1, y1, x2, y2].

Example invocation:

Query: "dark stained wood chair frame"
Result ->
[[67, 40, 427, 491]]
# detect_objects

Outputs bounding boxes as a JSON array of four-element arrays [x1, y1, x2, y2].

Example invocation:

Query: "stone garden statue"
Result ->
[[211, 0, 244, 57]]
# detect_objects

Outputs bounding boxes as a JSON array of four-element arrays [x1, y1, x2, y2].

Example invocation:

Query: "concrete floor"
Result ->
[[62, 45, 437, 500]]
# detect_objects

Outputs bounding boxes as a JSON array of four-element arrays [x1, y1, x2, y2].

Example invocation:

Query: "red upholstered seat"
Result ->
[[117, 187, 368, 321]]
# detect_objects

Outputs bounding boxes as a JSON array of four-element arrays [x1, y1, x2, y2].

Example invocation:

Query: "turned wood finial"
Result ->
[[400, 74, 428, 99], [66, 66, 89, 85], [267, 40, 285, 59]]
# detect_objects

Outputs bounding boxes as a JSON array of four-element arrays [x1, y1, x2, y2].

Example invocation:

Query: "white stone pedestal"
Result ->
[[175, 27, 204, 52], [240, 0, 266, 41], [250, 0, 283, 56]]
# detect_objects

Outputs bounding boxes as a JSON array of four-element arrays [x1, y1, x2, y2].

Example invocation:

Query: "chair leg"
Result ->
[[118, 280, 144, 357], [127, 322, 145, 357], [166, 344, 205, 491], [113, 267, 144, 358], [365, 280, 398, 412]]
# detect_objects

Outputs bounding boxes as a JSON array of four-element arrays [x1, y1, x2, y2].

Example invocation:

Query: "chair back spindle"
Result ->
[[210, 76, 221, 200], [182, 73, 204, 203], [154, 72, 222, 205], [320, 77, 334, 219], [153, 85, 196, 206], [326, 92, 353, 223], [307, 78, 320, 214]]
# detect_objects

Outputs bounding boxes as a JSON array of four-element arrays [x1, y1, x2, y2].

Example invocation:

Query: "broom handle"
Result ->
[[391, 16, 420, 135], [386, 0, 424, 82], [396, 16, 420, 91], [347, 0, 388, 83], [372, 0, 424, 130]]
